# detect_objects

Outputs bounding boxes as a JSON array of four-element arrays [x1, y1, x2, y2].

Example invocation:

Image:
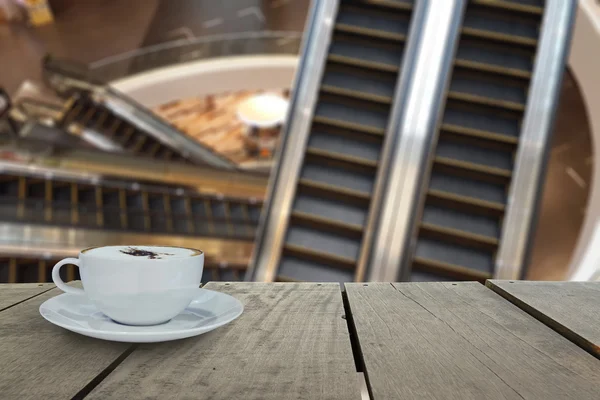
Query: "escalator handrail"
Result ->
[[100, 86, 239, 170], [88, 31, 302, 82], [366, 0, 468, 282], [246, 0, 337, 282]]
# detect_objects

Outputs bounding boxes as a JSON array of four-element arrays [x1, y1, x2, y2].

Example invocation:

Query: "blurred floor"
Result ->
[[0, 0, 309, 95], [0, 0, 159, 95], [153, 89, 289, 165], [0, 1, 593, 280]]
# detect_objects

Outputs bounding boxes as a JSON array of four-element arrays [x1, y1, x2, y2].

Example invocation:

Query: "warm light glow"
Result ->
[[236, 94, 289, 128]]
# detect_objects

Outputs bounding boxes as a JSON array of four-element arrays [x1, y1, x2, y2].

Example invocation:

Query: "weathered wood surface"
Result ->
[[0, 285, 131, 400], [87, 283, 361, 400], [0, 283, 54, 311], [488, 280, 600, 358], [345, 282, 600, 399]]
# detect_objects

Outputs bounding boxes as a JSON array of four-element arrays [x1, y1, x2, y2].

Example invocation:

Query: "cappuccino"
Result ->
[[83, 245, 199, 261]]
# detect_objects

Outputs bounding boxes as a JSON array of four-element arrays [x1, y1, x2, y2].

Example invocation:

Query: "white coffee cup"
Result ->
[[52, 245, 204, 326]]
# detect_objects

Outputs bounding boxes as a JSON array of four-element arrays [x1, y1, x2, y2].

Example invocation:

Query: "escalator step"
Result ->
[[429, 172, 506, 204], [433, 156, 512, 185], [461, 27, 537, 47], [350, 0, 413, 13], [419, 222, 499, 251], [435, 136, 514, 170], [441, 123, 519, 146], [327, 54, 399, 73], [290, 211, 363, 238], [306, 147, 378, 171], [278, 255, 354, 282], [283, 243, 357, 270], [293, 191, 368, 227], [321, 85, 392, 105], [300, 159, 375, 197], [322, 64, 396, 100], [412, 256, 492, 282], [414, 237, 494, 276], [421, 204, 501, 239], [315, 94, 390, 131], [444, 101, 521, 138], [308, 126, 382, 163], [470, 0, 543, 16], [335, 23, 406, 42], [338, 3, 411, 37], [313, 116, 386, 137], [298, 179, 372, 205], [450, 68, 527, 105], [456, 38, 534, 74], [447, 91, 525, 113]]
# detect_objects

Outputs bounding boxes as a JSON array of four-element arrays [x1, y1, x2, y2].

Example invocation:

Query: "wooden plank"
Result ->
[[87, 283, 361, 400], [487, 280, 600, 358], [0, 285, 131, 399], [345, 282, 600, 399], [0, 283, 54, 311]]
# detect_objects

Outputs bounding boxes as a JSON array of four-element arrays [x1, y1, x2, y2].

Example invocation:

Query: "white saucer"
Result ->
[[39, 289, 243, 343]]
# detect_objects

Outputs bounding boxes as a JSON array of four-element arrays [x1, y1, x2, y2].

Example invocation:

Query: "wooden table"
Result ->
[[1, 281, 599, 399]]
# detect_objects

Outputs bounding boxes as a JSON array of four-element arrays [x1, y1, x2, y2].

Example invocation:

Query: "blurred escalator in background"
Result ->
[[250, 0, 576, 283], [42, 56, 238, 168], [0, 55, 269, 284]]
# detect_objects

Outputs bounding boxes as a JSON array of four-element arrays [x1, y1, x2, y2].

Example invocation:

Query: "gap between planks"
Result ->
[[0, 285, 57, 313], [341, 284, 375, 400], [485, 280, 600, 362]]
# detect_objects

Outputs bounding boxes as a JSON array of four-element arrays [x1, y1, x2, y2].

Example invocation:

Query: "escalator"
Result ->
[[402, 0, 574, 281], [43, 56, 238, 169], [59, 93, 190, 162], [0, 168, 261, 239], [249, 0, 416, 282], [251, 0, 573, 283], [0, 143, 267, 284]]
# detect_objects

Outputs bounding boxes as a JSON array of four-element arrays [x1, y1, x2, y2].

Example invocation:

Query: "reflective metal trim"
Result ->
[[495, 0, 576, 280], [366, 0, 467, 282], [247, 0, 339, 282], [0, 222, 250, 264], [0, 142, 268, 200], [0, 160, 262, 204]]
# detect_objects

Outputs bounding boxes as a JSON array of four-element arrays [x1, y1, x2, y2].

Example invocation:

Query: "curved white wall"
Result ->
[[110, 55, 298, 108], [567, 0, 600, 281]]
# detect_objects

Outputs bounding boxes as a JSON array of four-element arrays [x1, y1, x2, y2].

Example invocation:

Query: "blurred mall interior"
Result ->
[[0, 0, 597, 284]]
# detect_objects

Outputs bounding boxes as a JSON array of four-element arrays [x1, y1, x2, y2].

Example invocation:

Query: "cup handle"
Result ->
[[52, 258, 85, 295]]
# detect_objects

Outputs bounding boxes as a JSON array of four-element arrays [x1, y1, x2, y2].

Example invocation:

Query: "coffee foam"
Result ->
[[83, 245, 200, 260]]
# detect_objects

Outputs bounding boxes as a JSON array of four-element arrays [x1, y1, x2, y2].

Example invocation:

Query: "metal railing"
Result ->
[[88, 31, 302, 82]]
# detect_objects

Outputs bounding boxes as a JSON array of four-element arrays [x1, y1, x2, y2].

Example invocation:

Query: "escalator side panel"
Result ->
[[247, 0, 340, 282], [495, 0, 576, 279]]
